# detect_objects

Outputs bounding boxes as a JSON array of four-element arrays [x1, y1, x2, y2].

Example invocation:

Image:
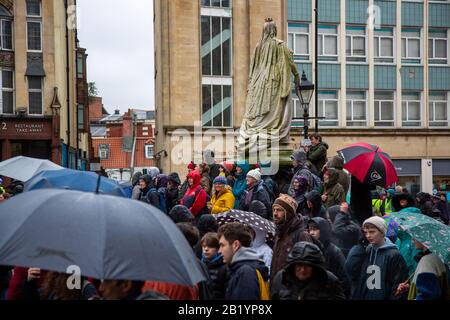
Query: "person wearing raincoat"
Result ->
[[232, 161, 250, 209], [209, 176, 235, 215]]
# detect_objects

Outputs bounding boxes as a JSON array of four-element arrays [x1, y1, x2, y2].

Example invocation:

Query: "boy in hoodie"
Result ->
[[345, 216, 409, 300], [218, 223, 269, 300], [201, 233, 229, 299]]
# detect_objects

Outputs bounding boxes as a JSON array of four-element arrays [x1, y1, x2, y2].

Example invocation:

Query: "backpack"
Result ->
[[147, 188, 168, 214], [256, 269, 269, 300]]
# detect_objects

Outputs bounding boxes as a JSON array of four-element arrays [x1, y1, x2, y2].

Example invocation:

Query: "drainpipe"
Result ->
[[64, 0, 71, 168], [130, 114, 137, 177]]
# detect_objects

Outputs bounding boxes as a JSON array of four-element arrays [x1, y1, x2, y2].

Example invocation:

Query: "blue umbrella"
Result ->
[[24, 169, 128, 198], [0, 189, 205, 286]]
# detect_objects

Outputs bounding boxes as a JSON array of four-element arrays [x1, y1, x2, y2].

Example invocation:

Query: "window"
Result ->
[[402, 92, 422, 127], [28, 76, 42, 115], [288, 24, 310, 60], [200, 0, 231, 8], [402, 29, 421, 63], [26, 0, 41, 17], [429, 30, 448, 65], [202, 84, 232, 127], [318, 25, 338, 61], [375, 91, 395, 127], [77, 53, 84, 79], [1, 70, 14, 114], [201, 4, 233, 128], [145, 145, 154, 159], [318, 91, 339, 127], [429, 92, 448, 127], [27, 21, 42, 51], [201, 15, 231, 76], [291, 97, 304, 127], [374, 28, 394, 63], [99, 144, 110, 160], [346, 27, 366, 62], [346, 91, 367, 127], [77, 104, 85, 130]]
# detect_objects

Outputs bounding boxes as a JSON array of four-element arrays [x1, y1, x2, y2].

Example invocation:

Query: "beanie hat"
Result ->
[[291, 150, 307, 162], [187, 162, 196, 171], [213, 176, 227, 185], [221, 161, 234, 173], [247, 169, 261, 182], [273, 194, 298, 219], [363, 216, 387, 235]]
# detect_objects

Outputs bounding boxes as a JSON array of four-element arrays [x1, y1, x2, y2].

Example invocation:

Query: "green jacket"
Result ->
[[308, 142, 329, 172], [324, 168, 345, 209]]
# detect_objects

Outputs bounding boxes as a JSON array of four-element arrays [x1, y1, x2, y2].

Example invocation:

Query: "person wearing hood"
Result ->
[[322, 168, 346, 209], [396, 239, 450, 300], [218, 223, 269, 300], [270, 242, 346, 300], [289, 150, 314, 195], [208, 176, 235, 215], [303, 190, 326, 219], [131, 172, 143, 200], [138, 174, 154, 203], [307, 217, 351, 296], [203, 150, 220, 181], [232, 161, 250, 209], [248, 227, 273, 273], [168, 205, 195, 224], [180, 162, 196, 199], [167, 172, 182, 212], [345, 216, 409, 300], [201, 232, 229, 300], [307, 133, 329, 173], [436, 193, 450, 225], [324, 155, 350, 195], [147, 174, 170, 214], [415, 192, 435, 217], [271, 194, 314, 282], [239, 169, 271, 215], [289, 174, 309, 215], [327, 203, 362, 258], [180, 171, 209, 218]]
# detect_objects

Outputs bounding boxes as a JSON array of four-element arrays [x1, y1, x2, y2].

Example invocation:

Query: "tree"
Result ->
[[88, 82, 99, 98]]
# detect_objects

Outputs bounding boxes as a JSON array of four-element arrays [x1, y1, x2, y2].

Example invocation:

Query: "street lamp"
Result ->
[[297, 72, 315, 140]]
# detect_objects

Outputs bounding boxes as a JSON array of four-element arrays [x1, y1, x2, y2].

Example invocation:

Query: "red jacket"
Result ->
[[142, 281, 199, 300], [180, 171, 208, 217], [7, 267, 45, 300]]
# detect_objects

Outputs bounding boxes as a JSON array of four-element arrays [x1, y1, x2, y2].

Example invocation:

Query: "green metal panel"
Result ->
[[346, 0, 369, 25], [288, 0, 312, 22], [319, 0, 340, 23], [319, 64, 341, 88], [375, 65, 397, 90], [374, 0, 396, 26], [402, 2, 423, 27], [347, 65, 369, 89], [429, 67, 450, 90], [429, 3, 450, 28], [401, 66, 424, 90]]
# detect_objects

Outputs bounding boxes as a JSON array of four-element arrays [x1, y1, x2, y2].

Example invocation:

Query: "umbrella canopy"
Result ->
[[0, 156, 63, 182], [390, 211, 450, 267], [216, 210, 276, 243], [338, 142, 398, 188], [25, 169, 128, 198], [0, 189, 205, 286]]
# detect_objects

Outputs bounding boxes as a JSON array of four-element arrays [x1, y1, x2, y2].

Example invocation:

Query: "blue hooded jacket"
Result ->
[[345, 238, 409, 300], [232, 161, 250, 209]]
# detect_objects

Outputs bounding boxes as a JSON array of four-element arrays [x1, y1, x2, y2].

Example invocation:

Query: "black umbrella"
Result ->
[[0, 189, 205, 286]]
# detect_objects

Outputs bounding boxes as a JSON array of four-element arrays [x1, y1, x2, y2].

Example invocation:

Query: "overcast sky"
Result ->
[[77, 0, 154, 114]]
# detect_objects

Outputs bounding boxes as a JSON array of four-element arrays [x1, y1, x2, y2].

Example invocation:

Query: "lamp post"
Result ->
[[297, 72, 315, 140]]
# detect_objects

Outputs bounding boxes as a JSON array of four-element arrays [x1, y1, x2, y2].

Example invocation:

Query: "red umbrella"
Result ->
[[337, 142, 398, 188]]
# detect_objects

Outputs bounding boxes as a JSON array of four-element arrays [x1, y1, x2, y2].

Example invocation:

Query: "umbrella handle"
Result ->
[[95, 174, 101, 194]]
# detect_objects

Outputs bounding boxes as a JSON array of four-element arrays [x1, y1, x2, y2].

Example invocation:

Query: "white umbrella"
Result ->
[[0, 156, 63, 182]]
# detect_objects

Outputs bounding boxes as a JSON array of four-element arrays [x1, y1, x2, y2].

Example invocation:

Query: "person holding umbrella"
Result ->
[[396, 239, 450, 300]]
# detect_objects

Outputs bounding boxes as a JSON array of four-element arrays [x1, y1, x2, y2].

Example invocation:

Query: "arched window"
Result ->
[[0, 5, 12, 50]]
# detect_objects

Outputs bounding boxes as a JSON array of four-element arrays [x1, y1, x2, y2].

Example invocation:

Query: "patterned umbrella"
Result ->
[[216, 210, 275, 243], [390, 211, 450, 267]]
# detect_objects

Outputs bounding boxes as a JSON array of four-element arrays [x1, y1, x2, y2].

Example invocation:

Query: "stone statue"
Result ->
[[238, 18, 300, 162]]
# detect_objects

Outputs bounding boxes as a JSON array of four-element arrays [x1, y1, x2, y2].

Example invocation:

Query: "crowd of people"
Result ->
[[0, 133, 449, 300]]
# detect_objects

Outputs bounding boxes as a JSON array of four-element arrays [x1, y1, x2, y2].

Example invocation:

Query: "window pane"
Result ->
[[375, 92, 394, 100], [2, 20, 12, 50], [2, 91, 13, 114], [211, 0, 221, 7], [201, 16, 211, 76], [28, 76, 42, 90], [380, 101, 394, 120], [353, 37, 365, 55], [435, 40, 447, 58], [346, 102, 352, 120], [202, 85, 212, 127], [353, 101, 366, 120], [26, 0, 41, 16], [29, 92, 42, 114], [325, 101, 338, 119], [401, 38, 406, 57], [318, 35, 323, 55], [408, 39, 420, 57], [325, 36, 337, 55], [288, 33, 294, 51], [430, 92, 446, 101], [27, 22, 41, 51], [201, 0, 211, 6], [77, 105, 85, 130], [223, 85, 232, 127], [435, 102, 447, 120], [212, 85, 222, 127], [409, 102, 421, 120], [374, 38, 379, 57], [222, 18, 231, 76], [347, 92, 365, 100], [211, 17, 221, 76], [429, 39, 434, 58], [2, 70, 13, 89], [346, 36, 351, 55], [295, 34, 308, 55], [380, 38, 393, 57]]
